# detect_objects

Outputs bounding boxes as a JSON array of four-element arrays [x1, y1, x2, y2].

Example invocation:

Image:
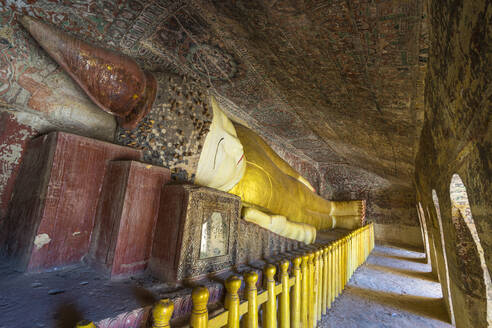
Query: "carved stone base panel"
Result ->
[[149, 185, 241, 283], [90, 161, 171, 279], [4, 132, 142, 272], [236, 219, 304, 265]]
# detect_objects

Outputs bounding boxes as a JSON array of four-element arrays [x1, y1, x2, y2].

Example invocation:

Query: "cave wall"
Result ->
[[320, 164, 423, 248], [414, 0, 491, 326]]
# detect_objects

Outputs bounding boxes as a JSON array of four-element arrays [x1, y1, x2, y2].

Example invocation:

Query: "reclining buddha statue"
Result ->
[[20, 16, 364, 244]]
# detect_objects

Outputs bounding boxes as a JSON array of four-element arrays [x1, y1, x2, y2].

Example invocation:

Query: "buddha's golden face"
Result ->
[[195, 96, 246, 191]]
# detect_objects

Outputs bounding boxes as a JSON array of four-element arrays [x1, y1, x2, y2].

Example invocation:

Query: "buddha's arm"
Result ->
[[242, 207, 316, 244], [233, 123, 316, 192]]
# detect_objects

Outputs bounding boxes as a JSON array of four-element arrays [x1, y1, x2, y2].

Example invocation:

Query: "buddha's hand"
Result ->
[[241, 207, 315, 244], [242, 207, 272, 229], [330, 200, 366, 217]]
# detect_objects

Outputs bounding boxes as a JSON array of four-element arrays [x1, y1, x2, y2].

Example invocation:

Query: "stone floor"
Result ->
[[0, 242, 453, 328], [319, 244, 453, 328]]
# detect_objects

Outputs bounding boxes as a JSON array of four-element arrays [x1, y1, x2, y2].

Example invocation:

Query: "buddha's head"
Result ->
[[19, 16, 247, 189], [195, 97, 246, 191]]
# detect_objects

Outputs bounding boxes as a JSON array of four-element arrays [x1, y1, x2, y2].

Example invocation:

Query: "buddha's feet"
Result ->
[[330, 200, 365, 217], [332, 215, 364, 229]]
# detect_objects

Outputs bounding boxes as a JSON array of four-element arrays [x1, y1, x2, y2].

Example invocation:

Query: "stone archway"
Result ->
[[449, 174, 492, 326]]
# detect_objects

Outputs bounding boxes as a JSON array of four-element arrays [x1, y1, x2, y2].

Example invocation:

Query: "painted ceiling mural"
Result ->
[[0, 0, 428, 226]]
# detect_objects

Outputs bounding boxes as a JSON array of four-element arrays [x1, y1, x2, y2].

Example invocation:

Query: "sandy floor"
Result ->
[[319, 245, 453, 328]]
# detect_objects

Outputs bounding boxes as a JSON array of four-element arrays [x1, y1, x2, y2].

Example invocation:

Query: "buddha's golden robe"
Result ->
[[228, 123, 335, 230]]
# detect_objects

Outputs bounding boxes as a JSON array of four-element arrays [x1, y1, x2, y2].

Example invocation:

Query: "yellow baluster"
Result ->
[[355, 233, 358, 273], [361, 227, 363, 262], [343, 238, 347, 288], [327, 245, 333, 308], [291, 257, 302, 328], [333, 242, 337, 298], [75, 320, 96, 328], [263, 264, 277, 328], [279, 260, 291, 328], [152, 299, 174, 328], [322, 247, 328, 315], [316, 249, 322, 322], [190, 287, 209, 328], [371, 224, 374, 254], [337, 241, 341, 296], [313, 250, 320, 324], [348, 235, 352, 277], [351, 235, 354, 275], [308, 252, 315, 328], [225, 276, 242, 328], [360, 230, 363, 264], [301, 254, 309, 328], [331, 243, 337, 303], [244, 271, 259, 328], [352, 234, 355, 275]]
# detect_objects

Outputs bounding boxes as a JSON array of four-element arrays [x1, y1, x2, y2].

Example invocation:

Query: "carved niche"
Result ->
[[149, 184, 240, 283]]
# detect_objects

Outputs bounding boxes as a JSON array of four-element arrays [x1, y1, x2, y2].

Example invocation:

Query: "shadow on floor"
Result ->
[[371, 250, 428, 264], [54, 302, 83, 328], [365, 263, 438, 283], [348, 286, 451, 324]]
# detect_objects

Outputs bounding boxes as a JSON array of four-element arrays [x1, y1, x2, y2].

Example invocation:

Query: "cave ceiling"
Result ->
[[3, 0, 427, 187]]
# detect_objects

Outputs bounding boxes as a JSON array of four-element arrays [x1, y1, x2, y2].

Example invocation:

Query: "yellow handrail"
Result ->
[[80, 223, 375, 328]]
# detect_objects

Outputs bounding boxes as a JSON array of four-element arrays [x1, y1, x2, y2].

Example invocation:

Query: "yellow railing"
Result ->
[[78, 223, 375, 328]]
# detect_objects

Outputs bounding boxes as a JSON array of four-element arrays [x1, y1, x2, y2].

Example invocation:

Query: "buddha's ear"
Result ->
[[19, 15, 156, 129], [209, 95, 238, 137]]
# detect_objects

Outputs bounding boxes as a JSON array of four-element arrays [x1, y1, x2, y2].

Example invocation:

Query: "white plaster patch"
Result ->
[[0, 124, 32, 210], [34, 233, 51, 250]]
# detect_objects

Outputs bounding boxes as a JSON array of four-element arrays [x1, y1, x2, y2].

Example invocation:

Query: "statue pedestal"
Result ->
[[4, 132, 141, 272], [90, 161, 171, 278], [149, 185, 241, 283]]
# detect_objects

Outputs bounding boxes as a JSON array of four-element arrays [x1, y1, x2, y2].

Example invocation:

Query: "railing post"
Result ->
[[152, 299, 174, 328], [244, 271, 259, 328], [308, 252, 315, 328], [333, 242, 337, 299], [190, 287, 209, 328], [301, 254, 309, 328], [327, 245, 333, 308], [225, 276, 242, 328], [343, 237, 347, 288], [371, 223, 375, 251], [336, 241, 341, 297], [313, 250, 319, 324], [263, 264, 277, 328], [316, 249, 322, 322], [280, 260, 291, 328], [345, 237, 349, 288], [350, 234, 354, 277], [291, 257, 302, 328], [322, 247, 328, 315], [75, 321, 96, 328]]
